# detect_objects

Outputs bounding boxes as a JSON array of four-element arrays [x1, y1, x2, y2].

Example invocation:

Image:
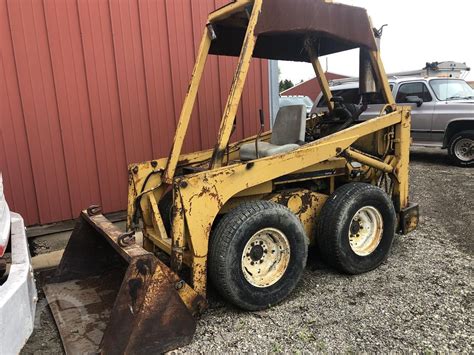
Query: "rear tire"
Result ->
[[316, 183, 396, 274], [448, 131, 473, 167], [209, 201, 308, 311]]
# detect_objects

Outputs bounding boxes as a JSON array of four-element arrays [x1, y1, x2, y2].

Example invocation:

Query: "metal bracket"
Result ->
[[86, 205, 102, 216], [118, 231, 136, 248]]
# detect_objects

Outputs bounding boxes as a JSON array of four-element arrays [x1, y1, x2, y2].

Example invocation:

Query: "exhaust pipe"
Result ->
[[359, 48, 378, 95]]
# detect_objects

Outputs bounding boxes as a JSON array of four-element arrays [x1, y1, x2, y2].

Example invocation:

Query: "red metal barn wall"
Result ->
[[281, 73, 348, 101], [0, 0, 269, 226]]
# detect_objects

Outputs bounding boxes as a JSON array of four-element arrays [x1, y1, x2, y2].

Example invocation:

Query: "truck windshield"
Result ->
[[429, 79, 474, 101]]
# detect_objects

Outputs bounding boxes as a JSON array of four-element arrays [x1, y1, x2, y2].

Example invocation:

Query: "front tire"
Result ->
[[448, 131, 474, 167], [209, 201, 308, 311], [316, 183, 396, 274]]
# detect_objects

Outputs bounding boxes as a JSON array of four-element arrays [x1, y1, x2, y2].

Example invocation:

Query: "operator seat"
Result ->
[[240, 105, 306, 161]]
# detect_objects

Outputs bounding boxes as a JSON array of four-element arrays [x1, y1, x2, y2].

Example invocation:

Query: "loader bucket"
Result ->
[[43, 208, 205, 354]]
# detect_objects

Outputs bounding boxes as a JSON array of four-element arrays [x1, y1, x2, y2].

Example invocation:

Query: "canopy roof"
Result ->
[[209, 0, 377, 62]]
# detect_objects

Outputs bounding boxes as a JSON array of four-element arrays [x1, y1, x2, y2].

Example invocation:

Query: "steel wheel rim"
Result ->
[[454, 138, 474, 162], [241, 227, 291, 288], [348, 206, 383, 256]]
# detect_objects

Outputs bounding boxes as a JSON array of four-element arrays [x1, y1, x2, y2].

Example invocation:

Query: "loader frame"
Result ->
[[45, 1, 419, 353], [126, 0, 414, 298]]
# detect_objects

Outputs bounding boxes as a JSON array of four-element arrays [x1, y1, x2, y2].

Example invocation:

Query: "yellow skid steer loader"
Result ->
[[44, 0, 419, 353]]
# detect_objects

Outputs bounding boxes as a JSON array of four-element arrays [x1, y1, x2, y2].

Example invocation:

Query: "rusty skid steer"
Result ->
[[44, 0, 419, 353]]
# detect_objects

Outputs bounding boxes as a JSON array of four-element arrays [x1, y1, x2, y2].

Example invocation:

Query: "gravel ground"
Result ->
[[22, 146, 473, 354]]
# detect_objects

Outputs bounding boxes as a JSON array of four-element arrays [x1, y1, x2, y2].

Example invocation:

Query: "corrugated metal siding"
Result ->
[[0, 0, 269, 226]]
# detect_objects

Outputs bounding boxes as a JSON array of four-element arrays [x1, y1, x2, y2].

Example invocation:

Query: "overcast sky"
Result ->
[[279, 0, 474, 84]]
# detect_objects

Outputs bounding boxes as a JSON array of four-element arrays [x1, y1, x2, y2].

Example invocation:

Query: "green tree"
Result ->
[[279, 79, 294, 92]]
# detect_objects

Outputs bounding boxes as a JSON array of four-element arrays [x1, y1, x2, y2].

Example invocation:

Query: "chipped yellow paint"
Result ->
[[268, 190, 328, 244], [120, 1, 415, 298]]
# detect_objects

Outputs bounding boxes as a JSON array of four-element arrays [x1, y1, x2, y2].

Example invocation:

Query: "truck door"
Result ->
[[430, 79, 474, 146], [394, 81, 435, 144], [359, 84, 394, 121]]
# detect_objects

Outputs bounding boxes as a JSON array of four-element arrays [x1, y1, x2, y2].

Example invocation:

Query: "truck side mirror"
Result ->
[[406, 95, 423, 107]]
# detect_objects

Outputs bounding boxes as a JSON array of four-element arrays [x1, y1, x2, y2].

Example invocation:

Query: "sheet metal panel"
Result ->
[[76, 0, 129, 213], [0, 0, 269, 225], [166, 0, 203, 153], [138, 0, 177, 157], [43, 0, 102, 215], [0, 0, 39, 224], [7, 0, 72, 223], [109, 0, 153, 164]]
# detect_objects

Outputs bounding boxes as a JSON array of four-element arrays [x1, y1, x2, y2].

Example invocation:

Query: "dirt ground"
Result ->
[[22, 146, 473, 354]]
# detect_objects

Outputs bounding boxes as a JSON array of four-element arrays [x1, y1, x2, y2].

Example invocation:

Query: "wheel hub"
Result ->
[[241, 228, 290, 288], [454, 138, 474, 162], [249, 244, 264, 261], [348, 206, 383, 256], [350, 220, 361, 234]]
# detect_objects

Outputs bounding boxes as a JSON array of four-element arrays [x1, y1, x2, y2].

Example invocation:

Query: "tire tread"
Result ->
[[316, 182, 395, 274]]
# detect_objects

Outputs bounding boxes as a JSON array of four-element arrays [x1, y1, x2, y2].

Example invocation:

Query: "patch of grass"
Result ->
[[234, 319, 246, 330], [298, 330, 316, 342], [271, 342, 283, 353], [314, 339, 327, 352]]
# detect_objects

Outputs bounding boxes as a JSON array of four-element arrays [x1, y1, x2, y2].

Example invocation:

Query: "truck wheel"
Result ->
[[209, 201, 308, 311], [316, 183, 396, 274], [448, 131, 473, 167]]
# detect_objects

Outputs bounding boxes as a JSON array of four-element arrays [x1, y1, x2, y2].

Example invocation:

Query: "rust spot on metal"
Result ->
[[399, 202, 419, 234]]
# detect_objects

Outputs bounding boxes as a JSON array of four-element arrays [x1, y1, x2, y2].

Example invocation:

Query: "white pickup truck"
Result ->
[[0, 174, 37, 353], [312, 77, 474, 166]]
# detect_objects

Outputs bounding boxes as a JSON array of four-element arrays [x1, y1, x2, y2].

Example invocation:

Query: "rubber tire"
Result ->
[[209, 201, 308, 311], [316, 182, 396, 274], [158, 190, 173, 235], [448, 131, 474, 167]]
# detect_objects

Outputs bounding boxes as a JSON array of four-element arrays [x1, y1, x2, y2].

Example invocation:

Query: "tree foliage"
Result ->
[[279, 79, 294, 92]]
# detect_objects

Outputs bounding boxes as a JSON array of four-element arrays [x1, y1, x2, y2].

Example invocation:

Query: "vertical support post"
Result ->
[[309, 54, 334, 111], [163, 28, 212, 183], [393, 108, 411, 211], [369, 50, 395, 106], [210, 0, 263, 168], [268, 60, 280, 127], [170, 186, 186, 272], [367, 16, 394, 107]]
